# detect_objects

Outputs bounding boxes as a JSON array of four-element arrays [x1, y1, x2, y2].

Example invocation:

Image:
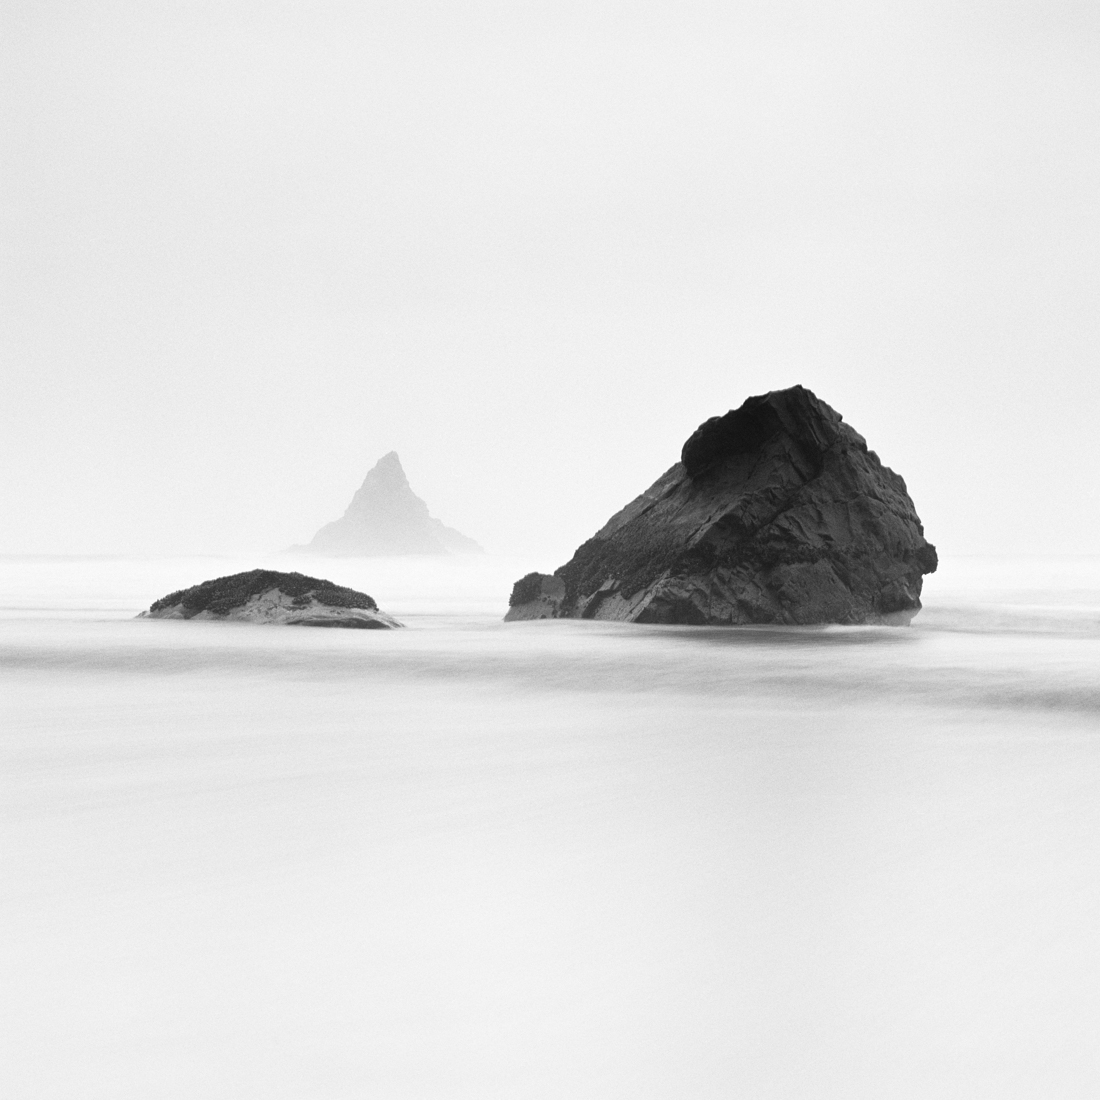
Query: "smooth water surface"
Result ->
[[2, 555, 1099, 1099]]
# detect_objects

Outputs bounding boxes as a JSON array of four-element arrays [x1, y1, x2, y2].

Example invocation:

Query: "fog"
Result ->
[[3, 0, 1099, 559]]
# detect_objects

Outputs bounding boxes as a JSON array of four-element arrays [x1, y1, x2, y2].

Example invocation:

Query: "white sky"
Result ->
[[2, 0, 1098, 559]]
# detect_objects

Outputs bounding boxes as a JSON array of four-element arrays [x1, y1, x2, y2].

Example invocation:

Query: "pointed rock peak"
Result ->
[[302, 452, 483, 557], [365, 451, 409, 486]]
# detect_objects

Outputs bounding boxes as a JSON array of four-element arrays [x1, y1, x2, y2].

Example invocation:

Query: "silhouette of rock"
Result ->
[[303, 452, 482, 556], [139, 569, 403, 628], [506, 386, 937, 626]]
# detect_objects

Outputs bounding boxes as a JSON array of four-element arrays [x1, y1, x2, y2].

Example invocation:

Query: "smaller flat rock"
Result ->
[[138, 569, 404, 629]]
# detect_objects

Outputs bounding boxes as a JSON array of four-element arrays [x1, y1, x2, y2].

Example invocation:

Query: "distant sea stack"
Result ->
[[302, 452, 482, 556], [506, 386, 937, 626], [139, 570, 403, 629]]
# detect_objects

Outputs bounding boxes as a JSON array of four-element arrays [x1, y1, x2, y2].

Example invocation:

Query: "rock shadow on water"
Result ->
[[650, 623, 918, 649], [506, 613, 917, 650]]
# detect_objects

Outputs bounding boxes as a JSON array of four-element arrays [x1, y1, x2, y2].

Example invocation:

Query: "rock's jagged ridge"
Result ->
[[303, 451, 482, 557], [139, 569, 404, 628], [506, 386, 937, 626]]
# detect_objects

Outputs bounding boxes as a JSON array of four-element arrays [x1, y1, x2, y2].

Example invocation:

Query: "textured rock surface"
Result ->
[[139, 569, 404, 628], [302, 452, 481, 556], [506, 386, 937, 626]]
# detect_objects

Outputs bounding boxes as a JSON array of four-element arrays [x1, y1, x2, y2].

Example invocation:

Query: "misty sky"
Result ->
[[3, 0, 1098, 560]]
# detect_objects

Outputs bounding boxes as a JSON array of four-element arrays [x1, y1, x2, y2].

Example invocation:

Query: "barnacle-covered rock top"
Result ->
[[139, 569, 403, 629]]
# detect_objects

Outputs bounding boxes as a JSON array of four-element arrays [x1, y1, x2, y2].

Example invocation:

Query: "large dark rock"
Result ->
[[505, 386, 937, 626], [139, 569, 404, 628], [301, 452, 482, 556]]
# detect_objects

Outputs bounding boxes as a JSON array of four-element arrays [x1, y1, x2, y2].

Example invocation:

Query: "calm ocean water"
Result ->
[[2, 554, 1099, 1099]]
